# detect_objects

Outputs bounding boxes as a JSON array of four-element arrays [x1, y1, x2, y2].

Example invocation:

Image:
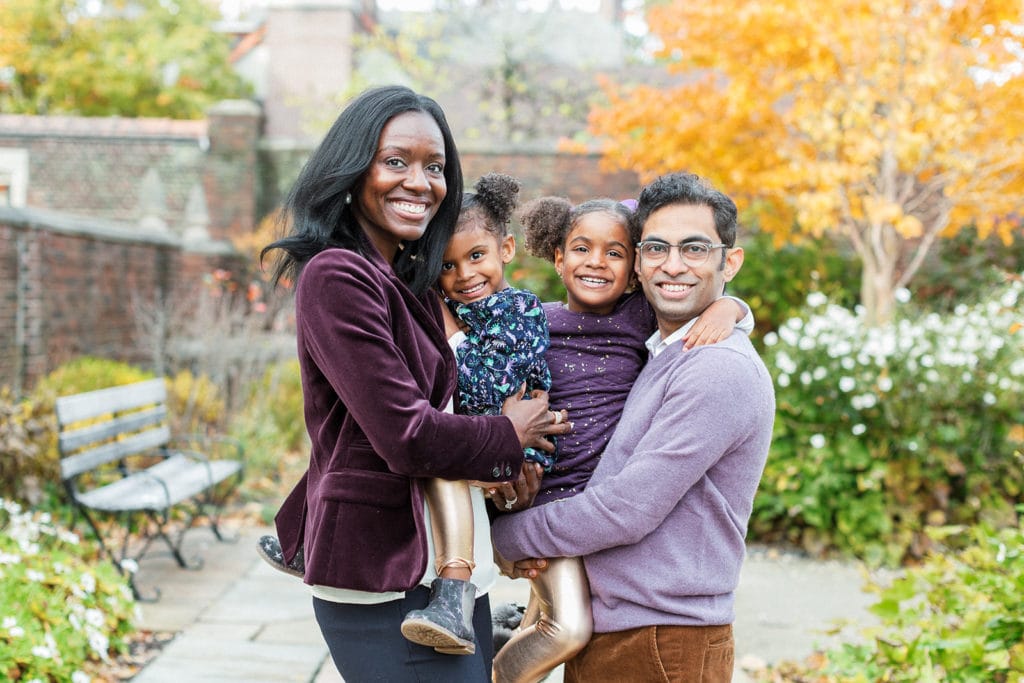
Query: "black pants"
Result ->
[[313, 585, 494, 682]]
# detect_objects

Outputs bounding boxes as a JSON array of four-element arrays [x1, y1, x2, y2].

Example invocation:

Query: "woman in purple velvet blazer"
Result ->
[[259, 86, 568, 681]]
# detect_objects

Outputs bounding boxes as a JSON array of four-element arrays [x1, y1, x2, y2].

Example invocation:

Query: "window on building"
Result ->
[[0, 171, 11, 206], [0, 148, 29, 207]]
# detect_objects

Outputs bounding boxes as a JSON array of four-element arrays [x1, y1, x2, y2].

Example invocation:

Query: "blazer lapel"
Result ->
[[361, 235, 457, 403]]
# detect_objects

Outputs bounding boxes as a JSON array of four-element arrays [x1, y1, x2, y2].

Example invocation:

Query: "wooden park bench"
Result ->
[[55, 378, 245, 600]]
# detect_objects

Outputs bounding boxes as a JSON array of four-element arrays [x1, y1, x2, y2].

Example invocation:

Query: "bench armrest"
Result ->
[[170, 447, 217, 485]]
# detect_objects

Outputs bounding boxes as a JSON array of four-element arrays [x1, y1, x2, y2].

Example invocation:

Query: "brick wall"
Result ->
[[0, 105, 643, 394], [0, 208, 241, 395], [0, 104, 262, 242], [0, 115, 207, 226], [462, 149, 643, 204], [204, 100, 263, 241], [0, 222, 23, 387]]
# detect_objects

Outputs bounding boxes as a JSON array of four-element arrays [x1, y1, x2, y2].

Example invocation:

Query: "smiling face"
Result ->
[[352, 111, 447, 262], [635, 203, 744, 338], [554, 211, 634, 315], [438, 221, 515, 304]]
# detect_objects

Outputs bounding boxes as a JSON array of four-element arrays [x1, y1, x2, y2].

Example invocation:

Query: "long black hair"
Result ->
[[260, 85, 464, 296]]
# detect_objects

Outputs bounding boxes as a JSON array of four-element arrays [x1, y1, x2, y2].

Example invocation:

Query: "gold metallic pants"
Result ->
[[492, 556, 593, 683], [423, 478, 475, 574]]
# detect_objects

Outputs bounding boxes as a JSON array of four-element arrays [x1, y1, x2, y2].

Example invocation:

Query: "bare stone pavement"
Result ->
[[129, 524, 881, 682]]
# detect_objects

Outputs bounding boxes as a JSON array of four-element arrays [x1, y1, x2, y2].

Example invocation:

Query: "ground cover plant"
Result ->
[[757, 518, 1024, 681], [0, 498, 138, 682]]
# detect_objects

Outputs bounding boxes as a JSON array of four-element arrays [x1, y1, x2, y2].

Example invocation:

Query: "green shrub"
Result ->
[[0, 498, 138, 681], [912, 224, 1024, 313], [238, 359, 306, 452], [773, 520, 1024, 682], [29, 357, 155, 402], [230, 359, 307, 492], [507, 251, 566, 305], [753, 277, 1024, 565], [731, 228, 859, 340], [0, 389, 50, 502]]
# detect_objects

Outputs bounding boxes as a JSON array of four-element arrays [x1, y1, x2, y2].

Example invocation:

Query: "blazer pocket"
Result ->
[[305, 468, 426, 592]]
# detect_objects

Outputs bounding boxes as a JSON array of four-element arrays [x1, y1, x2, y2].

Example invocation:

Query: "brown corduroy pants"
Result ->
[[563, 623, 734, 682]]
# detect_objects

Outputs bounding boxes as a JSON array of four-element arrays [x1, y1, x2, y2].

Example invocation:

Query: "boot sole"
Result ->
[[255, 543, 304, 579], [401, 618, 476, 655]]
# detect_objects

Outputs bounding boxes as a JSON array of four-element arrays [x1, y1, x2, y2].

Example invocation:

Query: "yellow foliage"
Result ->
[[895, 215, 923, 239], [165, 370, 225, 433], [586, 0, 1024, 323], [232, 209, 285, 276]]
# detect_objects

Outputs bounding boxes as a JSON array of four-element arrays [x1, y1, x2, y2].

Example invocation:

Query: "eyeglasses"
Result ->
[[636, 240, 728, 266]]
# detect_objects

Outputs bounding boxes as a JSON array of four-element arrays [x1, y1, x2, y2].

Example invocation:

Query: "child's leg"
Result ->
[[426, 477, 475, 580], [401, 478, 478, 655], [492, 556, 593, 683]]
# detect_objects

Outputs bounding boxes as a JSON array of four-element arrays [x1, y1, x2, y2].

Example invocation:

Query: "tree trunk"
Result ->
[[859, 248, 896, 326]]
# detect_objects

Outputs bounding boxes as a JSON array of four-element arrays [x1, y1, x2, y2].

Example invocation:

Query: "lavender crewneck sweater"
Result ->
[[490, 330, 775, 631]]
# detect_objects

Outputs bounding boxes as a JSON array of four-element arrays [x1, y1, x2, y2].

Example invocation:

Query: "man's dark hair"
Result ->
[[632, 172, 738, 247]]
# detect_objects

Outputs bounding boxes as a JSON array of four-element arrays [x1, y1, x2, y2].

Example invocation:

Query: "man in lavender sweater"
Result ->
[[490, 172, 776, 682]]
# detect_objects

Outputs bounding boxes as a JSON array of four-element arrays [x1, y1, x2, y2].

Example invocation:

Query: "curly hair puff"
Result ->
[[520, 197, 636, 264], [458, 173, 521, 238], [519, 196, 573, 263]]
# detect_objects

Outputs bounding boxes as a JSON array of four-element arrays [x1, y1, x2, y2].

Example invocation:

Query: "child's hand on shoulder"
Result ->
[[683, 297, 744, 349]]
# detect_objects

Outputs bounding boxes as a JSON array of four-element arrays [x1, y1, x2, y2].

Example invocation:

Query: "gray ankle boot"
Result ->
[[400, 577, 477, 655], [256, 535, 304, 578]]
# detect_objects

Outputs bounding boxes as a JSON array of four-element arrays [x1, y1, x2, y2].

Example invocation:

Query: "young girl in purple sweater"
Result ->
[[490, 196, 753, 683]]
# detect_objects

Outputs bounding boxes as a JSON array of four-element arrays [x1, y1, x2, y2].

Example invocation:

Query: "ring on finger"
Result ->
[[504, 495, 518, 510], [551, 410, 563, 425]]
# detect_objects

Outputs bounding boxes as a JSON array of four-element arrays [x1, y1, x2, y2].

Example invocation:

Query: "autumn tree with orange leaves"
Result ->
[[579, 0, 1024, 324]]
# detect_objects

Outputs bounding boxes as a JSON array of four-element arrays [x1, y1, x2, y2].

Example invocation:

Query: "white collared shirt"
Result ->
[[645, 295, 755, 358], [645, 318, 699, 358]]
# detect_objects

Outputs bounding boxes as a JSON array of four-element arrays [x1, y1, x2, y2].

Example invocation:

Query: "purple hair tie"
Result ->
[[619, 198, 638, 211]]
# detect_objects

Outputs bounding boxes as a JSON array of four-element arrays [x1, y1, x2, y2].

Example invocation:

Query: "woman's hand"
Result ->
[[488, 461, 544, 513], [501, 384, 571, 452]]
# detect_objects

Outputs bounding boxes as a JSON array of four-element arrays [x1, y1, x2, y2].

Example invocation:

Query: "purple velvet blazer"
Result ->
[[274, 242, 524, 593]]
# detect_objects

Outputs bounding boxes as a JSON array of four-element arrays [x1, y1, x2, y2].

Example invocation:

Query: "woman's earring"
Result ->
[[344, 192, 352, 205]]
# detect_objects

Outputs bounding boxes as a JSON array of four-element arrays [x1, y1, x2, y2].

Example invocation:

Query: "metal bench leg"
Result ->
[[199, 475, 243, 544], [146, 509, 203, 570], [75, 507, 161, 601]]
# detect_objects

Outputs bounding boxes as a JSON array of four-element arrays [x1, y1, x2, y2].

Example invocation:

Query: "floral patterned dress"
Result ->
[[448, 287, 555, 469]]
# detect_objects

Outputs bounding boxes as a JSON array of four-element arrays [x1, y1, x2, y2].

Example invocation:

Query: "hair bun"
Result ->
[[474, 173, 521, 225]]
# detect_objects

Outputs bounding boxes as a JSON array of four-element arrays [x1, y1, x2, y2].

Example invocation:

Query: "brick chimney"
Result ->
[[263, 0, 362, 143], [204, 99, 263, 241]]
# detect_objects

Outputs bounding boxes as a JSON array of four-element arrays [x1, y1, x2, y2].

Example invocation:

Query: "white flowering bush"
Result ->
[[0, 498, 138, 681], [753, 276, 1024, 565]]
